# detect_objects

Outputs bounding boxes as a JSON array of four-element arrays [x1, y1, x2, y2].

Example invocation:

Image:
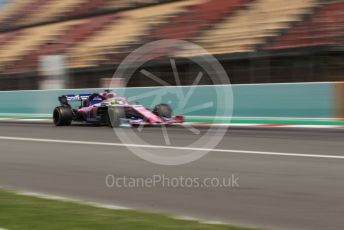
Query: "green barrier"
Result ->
[[0, 85, 232, 118], [0, 83, 338, 119], [232, 83, 336, 118]]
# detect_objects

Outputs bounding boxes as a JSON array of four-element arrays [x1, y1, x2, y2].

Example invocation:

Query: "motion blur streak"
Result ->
[[0, 123, 344, 230], [1, 135, 344, 160]]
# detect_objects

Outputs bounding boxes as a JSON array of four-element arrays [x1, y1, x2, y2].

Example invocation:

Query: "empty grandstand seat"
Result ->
[[68, 0, 203, 68], [177, 0, 318, 57], [69, 0, 104, 17], [0, 31, 22, 47], [151, 0, 250, 40], [2, 0, 47, 28], [0, 20, 82, 70], [102, 0, 251, 66], [21, 0, 87, 26], [3, 15, 115, 73], [2, 0, 341, 75], [265, 2, 344, 50]]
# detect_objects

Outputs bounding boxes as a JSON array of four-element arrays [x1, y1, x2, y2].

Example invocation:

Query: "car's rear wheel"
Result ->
[[153, 104, 172, 118], [53, 106, 73, 126], [108, 107, 125, 127]]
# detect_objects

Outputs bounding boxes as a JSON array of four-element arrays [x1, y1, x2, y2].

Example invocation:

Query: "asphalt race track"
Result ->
[[0, 122, 344, 230]]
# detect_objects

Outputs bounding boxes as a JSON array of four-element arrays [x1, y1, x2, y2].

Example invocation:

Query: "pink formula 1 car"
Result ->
[[53, 90, 184, 127]]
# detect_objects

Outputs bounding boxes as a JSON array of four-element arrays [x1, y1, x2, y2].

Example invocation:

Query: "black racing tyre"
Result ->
[[53, 106, 73, 126], [108, 107, 125, 128], [153, 104, 172, 118]]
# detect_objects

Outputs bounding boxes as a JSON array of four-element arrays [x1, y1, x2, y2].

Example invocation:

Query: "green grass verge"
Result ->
[[0, 189, 258, 230]]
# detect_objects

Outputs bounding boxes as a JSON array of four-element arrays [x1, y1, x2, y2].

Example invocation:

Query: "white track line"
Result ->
[[0, 136, 343, 160], [16, 191, 130, 210], [1, 119, 342, 129], [1, 118, 343, 129]]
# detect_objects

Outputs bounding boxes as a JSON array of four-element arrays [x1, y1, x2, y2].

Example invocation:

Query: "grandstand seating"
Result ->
[[265, 2, 344, 50], [0, 0, 343, 74], [0, 0, 168, 30], [0, 31, 22, 47], [4, 15, 116, 74], [101, 0, 252, 65], [102, 0, 139, 10], [2, 0, 48, 28], [22, 0, 87, 26], [151, 0, 251, 40], [17, 15, 116, 72], [0, 0, 35, 25], [69, 0, 104, 17], [177, 0, 318, 57], [68, 0, 204, 68], [0, 20, 83, 70]]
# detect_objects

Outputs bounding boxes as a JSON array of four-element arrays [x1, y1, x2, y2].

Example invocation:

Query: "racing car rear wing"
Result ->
[[58, 94, 91, 107], [64, 94, 91, 102]]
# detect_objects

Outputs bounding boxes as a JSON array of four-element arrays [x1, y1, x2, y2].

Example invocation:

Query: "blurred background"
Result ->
[[0, 0, 343, 90], [1, 2, 344, 230]]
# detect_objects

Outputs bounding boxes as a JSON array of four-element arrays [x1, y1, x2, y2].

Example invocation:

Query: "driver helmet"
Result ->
[[106, 93, 117, 99]]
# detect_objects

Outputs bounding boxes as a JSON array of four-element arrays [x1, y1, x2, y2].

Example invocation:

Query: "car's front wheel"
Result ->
[[53, 106, 73, 126]]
